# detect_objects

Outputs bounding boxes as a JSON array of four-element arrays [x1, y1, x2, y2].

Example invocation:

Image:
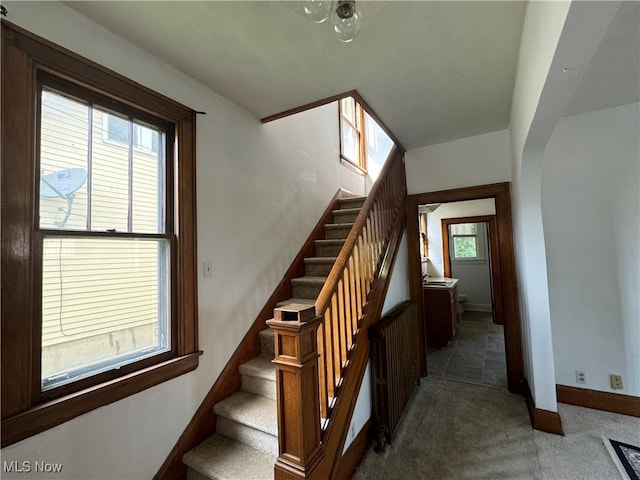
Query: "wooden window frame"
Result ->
[[339, 97, 366, 175], [1, 21, 201, 447]]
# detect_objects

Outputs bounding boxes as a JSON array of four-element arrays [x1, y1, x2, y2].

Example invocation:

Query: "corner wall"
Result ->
[[508, 0, 620, 412], [542, 103, 640, 397], [1, 2, 364, 478]]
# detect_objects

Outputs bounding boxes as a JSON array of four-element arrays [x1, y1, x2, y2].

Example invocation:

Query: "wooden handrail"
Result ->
[[272, 145, 407, 480], [315, 145, 401, 314]]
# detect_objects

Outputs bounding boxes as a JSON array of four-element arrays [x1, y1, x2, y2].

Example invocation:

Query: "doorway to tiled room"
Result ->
[[417, 199, 508, 388]]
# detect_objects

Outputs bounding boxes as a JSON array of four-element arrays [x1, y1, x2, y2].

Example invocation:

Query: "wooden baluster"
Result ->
[[316, 319, 328, 420], [353, 244, 363, 322], [336, 278, 347, 370], [347, 256, 358, 336], [331, 295, 341, 389], [268, 304, 324, 480], [363, 221, 373, 293], [323, 308, 335, 406], [342, 267, 353, 352]]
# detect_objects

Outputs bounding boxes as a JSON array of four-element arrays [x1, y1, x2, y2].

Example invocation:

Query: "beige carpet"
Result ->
[[353, 377, 540, 479], [353, 376, 640, 480], [534, 402, 640, 480]]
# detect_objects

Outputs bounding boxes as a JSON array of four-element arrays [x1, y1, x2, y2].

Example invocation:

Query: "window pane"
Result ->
[[132, 123, 164, 233], [91, 111, 130, 232], [341, 121, 360, 165], [363, 111, 394, 181], [340, 97, 356, 124], [41, 236, 170, 390], [39, 89, 89, 230], [39, 88, 165, 234], [453, 236, 478, 258], [450, 223, 477, 235]]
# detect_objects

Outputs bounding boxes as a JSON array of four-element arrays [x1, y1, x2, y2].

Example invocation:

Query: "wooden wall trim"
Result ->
[[406, 182, 524, 392], [260, 90, 356, 124], [154, 189, 350, 480], [557, 385, 640, 418], [334, 420, 372, 480], [524, 380, 564, 435], [439, 215, 503, 326], [260, 89, 405, 153]]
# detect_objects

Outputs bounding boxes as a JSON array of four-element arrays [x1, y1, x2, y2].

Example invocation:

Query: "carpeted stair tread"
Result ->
[[290, 276, 328, 285], [304, 257, 338, 276], [315, 239, 346, 246], [324, 223, 355, 239], [338, 197, 366, 209], [332, 207, 361, 216], [183, 434, 275, 480], [304, 257, 338, 264], [291, 276, 327, 299], [258, 328, 274, 357], [239, 355, 275, 381], [275, 298, 316, 307], [213, 391, 277, 437], [315, 239, 346, 256], [240, 355, 275, 400]]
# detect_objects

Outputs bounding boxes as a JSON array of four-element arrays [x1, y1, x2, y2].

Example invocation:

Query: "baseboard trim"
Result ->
[[557, 384, 640, 418], [335, 420, 371, 480], [464, 303, 492, 312], [523, 380, 564, 435]]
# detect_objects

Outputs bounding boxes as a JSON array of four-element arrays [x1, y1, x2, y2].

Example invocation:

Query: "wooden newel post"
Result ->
[[267, 304, 324, 480]]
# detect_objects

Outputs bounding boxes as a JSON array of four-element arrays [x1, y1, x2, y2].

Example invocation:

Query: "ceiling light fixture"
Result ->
[[304, 0, 362, 43]]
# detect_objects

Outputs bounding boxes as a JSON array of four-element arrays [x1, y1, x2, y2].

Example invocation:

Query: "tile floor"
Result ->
[[426, 310, 508, 387]]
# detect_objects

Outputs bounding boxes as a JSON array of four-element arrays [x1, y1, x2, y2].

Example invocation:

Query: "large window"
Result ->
[[339, 96, 394, 178], [39, 82, 170, 391], [339, 96, 365, 172], [1, 23, 200, 447]]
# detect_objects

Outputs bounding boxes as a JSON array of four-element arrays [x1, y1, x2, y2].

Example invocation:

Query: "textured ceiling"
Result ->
[[65, 1, 637, 150]]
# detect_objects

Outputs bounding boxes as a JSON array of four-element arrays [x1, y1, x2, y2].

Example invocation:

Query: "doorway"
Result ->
[[406, 182, 524, 394], [441, 215, 503, 325]]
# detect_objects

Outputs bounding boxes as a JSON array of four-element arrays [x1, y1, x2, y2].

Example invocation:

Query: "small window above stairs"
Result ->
[[182, 196, 366, 480]]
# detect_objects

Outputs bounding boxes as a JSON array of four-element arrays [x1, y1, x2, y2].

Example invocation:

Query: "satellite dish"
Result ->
[[40, 168, 87, 198]]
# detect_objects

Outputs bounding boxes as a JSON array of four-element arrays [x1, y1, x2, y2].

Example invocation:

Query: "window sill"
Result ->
[[451, 258, 487, 265], [340, 156, 367, 176], [1, 351, 202, 448]]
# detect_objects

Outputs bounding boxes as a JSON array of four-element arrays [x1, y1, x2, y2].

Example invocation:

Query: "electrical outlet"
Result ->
[[576, 370, 586, 384], [610, 374, 623, 390]]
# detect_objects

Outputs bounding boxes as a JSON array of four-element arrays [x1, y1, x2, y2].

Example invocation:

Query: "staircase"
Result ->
[[182, 196, 366, 480]]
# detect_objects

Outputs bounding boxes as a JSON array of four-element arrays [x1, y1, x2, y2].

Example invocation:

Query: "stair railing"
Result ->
[[315, 146, 404, 421], [271, 146, 407, 480]]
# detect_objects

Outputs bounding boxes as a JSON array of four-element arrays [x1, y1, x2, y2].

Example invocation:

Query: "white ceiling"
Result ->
[[65, 1, 638, 150], [565, 1, 639, 117]]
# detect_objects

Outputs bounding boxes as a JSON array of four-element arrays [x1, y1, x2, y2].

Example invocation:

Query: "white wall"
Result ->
[[508, 0, 620, 412], [405, 129, 512, 195], [1, 2, 364, 478], [424, 199, 496, 278], [508, 0, 571, 413], [542, 103, 640, 396]]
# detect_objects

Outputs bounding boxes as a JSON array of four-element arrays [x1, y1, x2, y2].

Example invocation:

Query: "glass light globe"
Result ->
[[332, 2, 362, 43], [304, 0, 332, 24]]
